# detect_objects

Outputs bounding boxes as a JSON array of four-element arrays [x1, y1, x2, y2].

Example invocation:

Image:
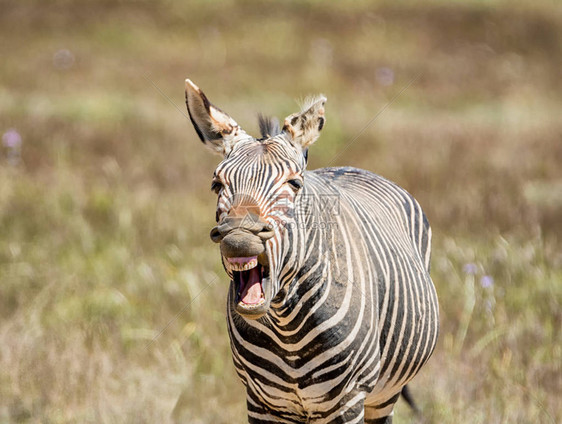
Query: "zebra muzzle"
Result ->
[[219, 230, 266, 258], [212, 217, 274, 319], [211, 218, 274, 259], [210, 216, 275, 244]]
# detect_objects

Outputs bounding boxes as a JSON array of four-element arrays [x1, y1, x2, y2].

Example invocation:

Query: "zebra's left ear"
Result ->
[[283, 95, 327, 150], [185, 79, 247, 156]]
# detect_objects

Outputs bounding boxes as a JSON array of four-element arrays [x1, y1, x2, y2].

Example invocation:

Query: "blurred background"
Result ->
[[1, 0, 561, 422]]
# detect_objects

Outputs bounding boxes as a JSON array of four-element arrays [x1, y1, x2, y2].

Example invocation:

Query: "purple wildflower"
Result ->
[[2, 129, 22, 148], [480, 275, 494, 288], [463, 263, 478, 275]]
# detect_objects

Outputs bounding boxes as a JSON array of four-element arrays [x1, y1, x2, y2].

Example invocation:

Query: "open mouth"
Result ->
[[225, 256, 269, 307]]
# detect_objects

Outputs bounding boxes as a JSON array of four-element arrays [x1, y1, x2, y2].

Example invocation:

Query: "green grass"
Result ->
[[1, 0, 561, 422]]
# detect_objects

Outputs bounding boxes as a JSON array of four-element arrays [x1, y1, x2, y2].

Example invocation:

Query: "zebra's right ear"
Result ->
[[283, 95, 327, 151], [185, 79, 247, 156]]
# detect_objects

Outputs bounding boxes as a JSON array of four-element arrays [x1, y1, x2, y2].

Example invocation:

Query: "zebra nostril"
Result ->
[[257, 226, 275, 241], [210, 226, 223, 243]]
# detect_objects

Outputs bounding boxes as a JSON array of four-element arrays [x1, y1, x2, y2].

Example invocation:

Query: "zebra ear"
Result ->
[[185, 79, 247, 156], [283, 95, 326, 150]]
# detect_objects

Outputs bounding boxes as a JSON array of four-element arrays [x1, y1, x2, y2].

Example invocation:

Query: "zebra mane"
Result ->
[[258, 114, 281, 139]]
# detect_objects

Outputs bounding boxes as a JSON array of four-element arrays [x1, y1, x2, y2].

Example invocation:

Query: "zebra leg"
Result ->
[[307, 397, 366, 424], [364, 415, 393, 424], [246, 396, 306, 424], [364, 392, 400, 424], [247, 407, 305, 424]]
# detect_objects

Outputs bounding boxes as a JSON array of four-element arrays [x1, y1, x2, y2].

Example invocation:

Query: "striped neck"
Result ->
[[269, 176, 332, 319]]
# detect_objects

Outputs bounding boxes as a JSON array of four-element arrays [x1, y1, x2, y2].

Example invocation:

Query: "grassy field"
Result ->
[[1, 0, 561, 422]]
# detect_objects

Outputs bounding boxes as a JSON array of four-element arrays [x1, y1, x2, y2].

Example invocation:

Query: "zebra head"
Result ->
[[185, 79, 326, 319]]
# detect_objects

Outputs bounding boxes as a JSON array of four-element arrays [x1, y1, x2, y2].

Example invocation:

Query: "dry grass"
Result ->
[[1, 0, 561, 422]]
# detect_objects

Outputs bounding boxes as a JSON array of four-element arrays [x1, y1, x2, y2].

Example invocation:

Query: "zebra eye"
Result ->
[[287, 178, 303, 191], [211, 180, 223, 194]]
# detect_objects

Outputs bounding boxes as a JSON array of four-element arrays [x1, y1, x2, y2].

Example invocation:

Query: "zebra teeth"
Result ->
[[225, 257, 258, 272]]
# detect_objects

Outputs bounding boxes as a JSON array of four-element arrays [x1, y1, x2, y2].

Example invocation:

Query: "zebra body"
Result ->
[[228, 168, 438, 422], [185, 79, 439, 423]]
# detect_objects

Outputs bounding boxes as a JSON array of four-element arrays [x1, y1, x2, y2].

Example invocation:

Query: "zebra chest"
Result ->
[[229, 312, 379, 411]]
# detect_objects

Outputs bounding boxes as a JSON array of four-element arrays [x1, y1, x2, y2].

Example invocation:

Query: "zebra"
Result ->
[[185, 79, 439, 423]]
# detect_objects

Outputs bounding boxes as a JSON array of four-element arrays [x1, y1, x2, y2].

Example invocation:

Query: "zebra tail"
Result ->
[[401, 384, 421, 417]]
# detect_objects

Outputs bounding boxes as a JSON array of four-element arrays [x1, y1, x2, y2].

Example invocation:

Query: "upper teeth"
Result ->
[[225, 257, 258, 272]]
